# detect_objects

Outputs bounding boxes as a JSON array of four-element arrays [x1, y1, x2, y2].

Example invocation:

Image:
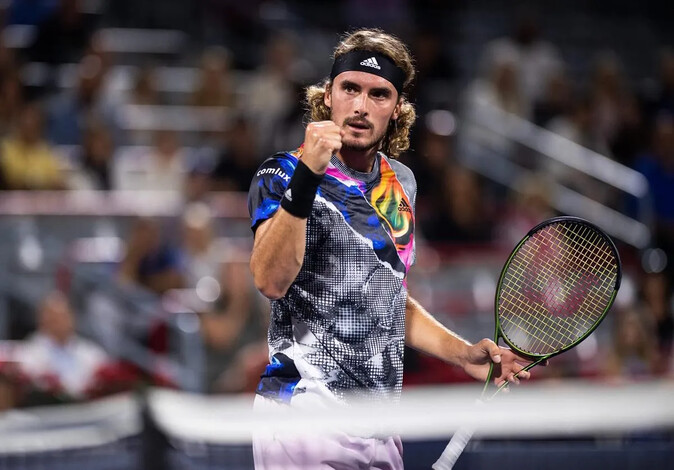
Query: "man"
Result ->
[[248, 28, 532, 469], [15, 290, 109, 399]]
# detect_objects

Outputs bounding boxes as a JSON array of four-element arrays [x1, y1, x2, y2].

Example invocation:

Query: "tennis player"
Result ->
[[248, 28, 532, 469]]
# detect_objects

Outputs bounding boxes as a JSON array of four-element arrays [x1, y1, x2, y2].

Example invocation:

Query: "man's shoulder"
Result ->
[[254, 149, 301, 181], [384, 156, 416, 185], [385, 156, 413, 174], [258, 149, 301, 169]]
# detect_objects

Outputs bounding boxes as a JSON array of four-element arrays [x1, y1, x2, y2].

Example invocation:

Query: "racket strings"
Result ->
[[504, 225, 615, 352], [523, 226, 613, 334], [501, 232, 603, 348], [503, 226, 612, 352], [498, 222, 618, 355]]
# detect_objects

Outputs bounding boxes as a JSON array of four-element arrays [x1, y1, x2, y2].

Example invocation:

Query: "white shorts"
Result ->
[[252, 394, 404, 470]]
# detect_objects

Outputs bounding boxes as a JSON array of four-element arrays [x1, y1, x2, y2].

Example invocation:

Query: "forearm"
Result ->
[[249, 209, 307, 299], [405, 296, 471, 368]]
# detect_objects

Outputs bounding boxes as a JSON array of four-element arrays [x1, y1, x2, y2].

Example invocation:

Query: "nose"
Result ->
[[353, 93, 368, 116]]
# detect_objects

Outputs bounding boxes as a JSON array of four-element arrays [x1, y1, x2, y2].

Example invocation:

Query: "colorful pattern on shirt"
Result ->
[[248, 149, 416, 403]]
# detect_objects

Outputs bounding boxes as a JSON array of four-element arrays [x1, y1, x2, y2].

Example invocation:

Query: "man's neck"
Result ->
[[336, 147, 378, 173]]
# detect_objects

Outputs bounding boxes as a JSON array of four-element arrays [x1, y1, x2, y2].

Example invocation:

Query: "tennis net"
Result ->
[[0, 380, 672, 470]]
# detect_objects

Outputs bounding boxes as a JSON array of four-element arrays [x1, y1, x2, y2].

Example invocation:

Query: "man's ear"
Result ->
[[324, 83, 332, 108], [391, 100, 401, 121]]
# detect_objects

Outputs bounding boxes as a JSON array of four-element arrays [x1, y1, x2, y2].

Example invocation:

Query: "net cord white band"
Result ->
[[148, 380, 674, 444]]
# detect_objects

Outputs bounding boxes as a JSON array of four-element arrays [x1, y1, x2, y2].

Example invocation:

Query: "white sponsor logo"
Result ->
[[359, 57, 381, 70], [284, 188, 293, 201], [256, 167, 291, 182]]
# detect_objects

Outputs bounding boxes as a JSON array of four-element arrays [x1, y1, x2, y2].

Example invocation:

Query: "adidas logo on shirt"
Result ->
[[398, 199, 411, 213], [359, 57, 381, 70]]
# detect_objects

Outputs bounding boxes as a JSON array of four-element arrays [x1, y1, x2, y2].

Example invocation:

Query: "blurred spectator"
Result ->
[[83, 31, 114, 75], [117, 65, 162, 145], [114, 130, 186, 192], [460, 54, 524, 167], [190, 47, 236, 108], [464, 53, 530, 119], [420, 164, 493, 243], [589, 53, 630, 146], [532, 70, 572, 127], [200, 261, 268, 393], [494, 174, 556, 247], [26, 0, 95, 65], [184, 164, 214, 203], [70, 120, 114, 190], [480, 11, 563, 106], [46, 53, 121, 145], [547, 94, 611, 156], [118, 217, 184, 295], [604, 307, 658, 379], [268, 80, 308, 154], [632, 113, 674, 281], [656, 49, 674, 115], [0, 72, 24, 137], [173, 202, 269, 393], [545, 95, 613, 202], [0, 36, 16, 81], [409, 31, 456, 114], [129, 65, 161, 106], [402, 121, 454, 201], [179, 202, 220, 287], [211, 116, 260, 192], [643, 48, 674, 121], [14, 290, 110, 399], [637, 271, 674, 371], [246, 30, 305, 156], [0, 103, 65, 190], [632, 114, 674, 221], [609, 94, 647, 167]]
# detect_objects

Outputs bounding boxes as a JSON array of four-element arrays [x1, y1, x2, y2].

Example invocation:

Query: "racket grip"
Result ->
[[432, 427, 475, 470]]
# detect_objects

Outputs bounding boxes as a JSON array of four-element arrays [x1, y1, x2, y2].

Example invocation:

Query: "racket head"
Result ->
[[493, 216, 622, 359]]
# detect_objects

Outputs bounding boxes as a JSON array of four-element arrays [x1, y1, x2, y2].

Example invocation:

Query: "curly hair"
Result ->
[[305, 29, 416, 159]]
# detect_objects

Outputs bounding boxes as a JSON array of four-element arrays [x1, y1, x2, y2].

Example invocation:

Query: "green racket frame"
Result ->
[[483, 216, 622, 397]]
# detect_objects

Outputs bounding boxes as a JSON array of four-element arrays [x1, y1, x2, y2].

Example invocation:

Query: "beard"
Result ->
[[340, 116, 387, 153]]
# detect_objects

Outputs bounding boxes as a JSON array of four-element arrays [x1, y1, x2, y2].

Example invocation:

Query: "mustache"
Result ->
[[343, 117, 373, 129]]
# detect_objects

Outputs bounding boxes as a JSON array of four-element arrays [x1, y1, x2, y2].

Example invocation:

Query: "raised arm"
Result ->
[[250, 210, 308, 299], [250, 121, 343, 299]]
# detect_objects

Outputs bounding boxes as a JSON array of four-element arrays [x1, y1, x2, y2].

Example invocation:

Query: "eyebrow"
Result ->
[[340, 80, 393, 97], [340, 80, 361, 90]]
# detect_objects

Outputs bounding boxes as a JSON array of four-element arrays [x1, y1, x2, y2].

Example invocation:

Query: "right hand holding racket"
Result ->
[[462, 339, 533, 386]]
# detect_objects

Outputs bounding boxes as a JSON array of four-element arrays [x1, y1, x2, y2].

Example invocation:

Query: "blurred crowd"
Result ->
[[0, 0, 672, 409]]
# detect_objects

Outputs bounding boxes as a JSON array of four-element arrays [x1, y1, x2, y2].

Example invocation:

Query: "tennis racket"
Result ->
[[433, 216, 622, 470]]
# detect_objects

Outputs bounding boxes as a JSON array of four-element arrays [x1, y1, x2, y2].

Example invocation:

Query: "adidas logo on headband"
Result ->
[[331, 50, 405, 94], [359, 57, 381, 70]]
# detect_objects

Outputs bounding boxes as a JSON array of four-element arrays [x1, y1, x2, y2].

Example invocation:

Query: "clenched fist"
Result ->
[[302, 121, 343, 175]]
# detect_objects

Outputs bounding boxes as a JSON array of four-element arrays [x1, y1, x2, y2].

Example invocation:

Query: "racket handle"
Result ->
[[432, 426, 475, 470]]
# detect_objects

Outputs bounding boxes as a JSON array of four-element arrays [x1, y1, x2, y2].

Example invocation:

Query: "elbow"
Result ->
[[254, 277, 288, 300], [250, 262, 289, 300]]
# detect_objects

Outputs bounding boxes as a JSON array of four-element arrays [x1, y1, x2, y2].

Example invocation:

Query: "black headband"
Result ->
[[330, 50, 406, 95]]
